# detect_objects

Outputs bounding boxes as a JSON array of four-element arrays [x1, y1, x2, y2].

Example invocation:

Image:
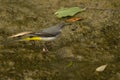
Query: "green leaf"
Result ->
[[55, 7, 86, 18]]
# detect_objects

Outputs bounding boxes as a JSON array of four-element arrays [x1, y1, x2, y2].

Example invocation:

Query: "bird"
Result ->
[[18, 22, 66, 41], [5, 22, 69, 52]]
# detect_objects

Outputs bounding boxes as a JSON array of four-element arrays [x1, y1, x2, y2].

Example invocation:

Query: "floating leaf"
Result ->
[[96, 64, 107, 72], [9, 31, 32, 38], [55, 7, 86, 18], [66, 17, 83, 22]]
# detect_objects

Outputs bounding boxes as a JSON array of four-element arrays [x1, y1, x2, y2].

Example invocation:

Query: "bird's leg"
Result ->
[[28, 36, 36, 46], [42, 42, 49, 52]]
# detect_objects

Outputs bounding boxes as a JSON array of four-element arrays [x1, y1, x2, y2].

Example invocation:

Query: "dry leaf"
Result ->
[[66, 17, 82, 22], [9, 31, 32, 38], [96, 64, 107, 72]]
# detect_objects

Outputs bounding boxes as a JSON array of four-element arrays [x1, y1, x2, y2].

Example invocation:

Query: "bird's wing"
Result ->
[[30, 31, 61, 37], [29, 23, 65, 37]]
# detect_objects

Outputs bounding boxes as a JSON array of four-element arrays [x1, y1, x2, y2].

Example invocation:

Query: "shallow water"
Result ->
[[0, 0, 120, 80]]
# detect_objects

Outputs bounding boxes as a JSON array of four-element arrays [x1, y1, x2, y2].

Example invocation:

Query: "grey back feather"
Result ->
[[41, 23, 65, 33], [30, 23, 66, 37]]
